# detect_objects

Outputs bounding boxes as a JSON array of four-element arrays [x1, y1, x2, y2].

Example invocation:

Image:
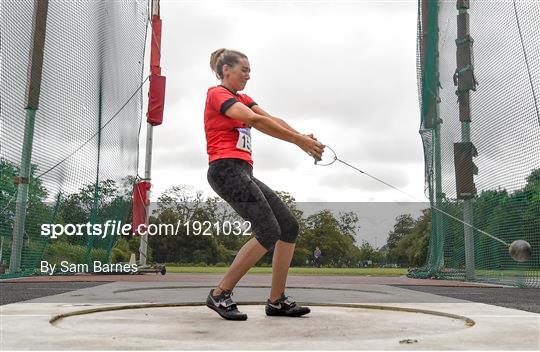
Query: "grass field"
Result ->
[[166, 266, 408, 276]]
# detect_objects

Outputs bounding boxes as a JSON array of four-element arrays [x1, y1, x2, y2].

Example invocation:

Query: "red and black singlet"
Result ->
[[204, 85, 258, 165]]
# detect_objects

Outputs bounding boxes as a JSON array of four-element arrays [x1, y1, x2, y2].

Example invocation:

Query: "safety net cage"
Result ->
[[0, 0, 150, 278], [411, 0, 540, 287]]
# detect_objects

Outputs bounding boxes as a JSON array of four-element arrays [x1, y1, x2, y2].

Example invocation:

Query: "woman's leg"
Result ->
[[252, 177, 300, 302], [213, 237, 267, 295], [269, 240, 295, 302], [207, 159, 281, 295]]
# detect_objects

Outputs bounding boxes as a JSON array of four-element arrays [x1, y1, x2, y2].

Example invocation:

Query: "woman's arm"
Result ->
[[251, 105, 300, 134], [252, 105, 319, 142], [225, 102, 324, 159]]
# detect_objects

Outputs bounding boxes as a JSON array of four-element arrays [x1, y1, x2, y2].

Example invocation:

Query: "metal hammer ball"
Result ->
[[509, 240, 532, 262]]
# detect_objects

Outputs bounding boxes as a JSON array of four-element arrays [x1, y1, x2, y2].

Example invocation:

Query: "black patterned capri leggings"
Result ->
[[207, 158, 299, 251]]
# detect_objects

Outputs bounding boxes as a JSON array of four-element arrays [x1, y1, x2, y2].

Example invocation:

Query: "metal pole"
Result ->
[[461, 106, 475, 281], [462, 123, 475, 281], [455, 1, 476, 281], [9, 0, 49, 273], [138, 0, 160, 267], [425, 0, 444, 272], [463, 192, 475, 279], [138, 124, 153, 266], [434, 123, 444, 271]]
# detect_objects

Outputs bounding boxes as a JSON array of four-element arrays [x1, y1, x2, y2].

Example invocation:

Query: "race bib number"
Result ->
[[236, 127, 252, 153]]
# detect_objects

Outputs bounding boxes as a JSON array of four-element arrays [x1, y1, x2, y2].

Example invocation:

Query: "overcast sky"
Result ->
[[143, 0, 425, 204], [136, 0, 426, 246]]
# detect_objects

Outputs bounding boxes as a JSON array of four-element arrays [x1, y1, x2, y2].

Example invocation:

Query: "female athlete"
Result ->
[[205, 48, 324, 320]]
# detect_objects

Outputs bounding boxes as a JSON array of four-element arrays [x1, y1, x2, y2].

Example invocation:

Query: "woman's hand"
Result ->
[[296, 134, 325, 161], [306, 133, 318, 141]]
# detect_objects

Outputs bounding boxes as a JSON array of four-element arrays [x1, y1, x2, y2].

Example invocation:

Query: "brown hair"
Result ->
[[209, 48, 248, 80]]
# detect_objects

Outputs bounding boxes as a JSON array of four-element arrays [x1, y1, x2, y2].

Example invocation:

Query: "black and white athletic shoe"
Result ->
[[206, 289, 247, 321], [265, 293, 311, 317]]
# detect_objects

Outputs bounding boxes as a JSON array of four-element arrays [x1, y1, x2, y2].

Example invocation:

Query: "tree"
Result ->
[[358, 240, 375, 262], [386, 214, 414, 250], [148, 185, 229, 264], [386, 211, 430, 267], [0, 158, 49, 239], [338, 211, 360, 242], [296, 210, 361, 267]]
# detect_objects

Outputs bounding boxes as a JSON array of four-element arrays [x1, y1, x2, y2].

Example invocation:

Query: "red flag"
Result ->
[[150, 15, 162, 75], [147, 74, 166, 126], [147, 14, 166, 126], [132, 181, 151, 234]]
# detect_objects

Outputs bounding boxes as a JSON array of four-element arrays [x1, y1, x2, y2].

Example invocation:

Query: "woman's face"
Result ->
[[223, 57, 250, 91]]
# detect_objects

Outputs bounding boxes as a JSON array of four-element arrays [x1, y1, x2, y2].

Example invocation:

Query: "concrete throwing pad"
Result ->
[[1, 281, 539, 350], [47, 304, 472, 350]]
